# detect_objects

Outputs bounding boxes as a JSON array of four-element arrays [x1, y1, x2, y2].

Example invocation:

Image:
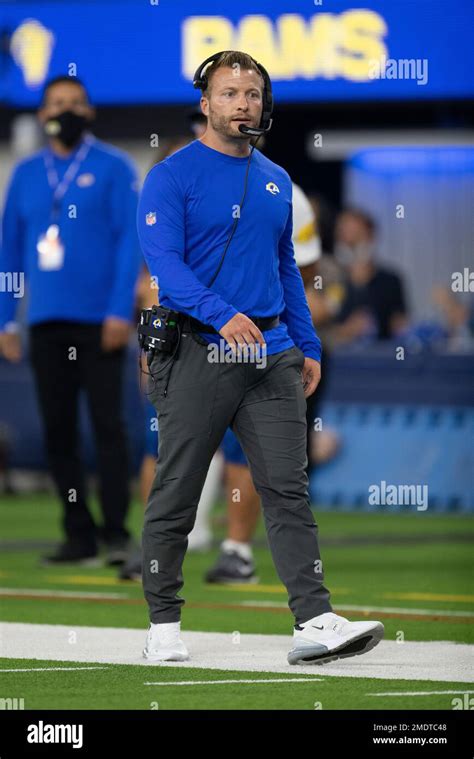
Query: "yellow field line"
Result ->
[[47, 578, 352, 593], [2, 571, 472, 607], [211, 584, 352, 594]]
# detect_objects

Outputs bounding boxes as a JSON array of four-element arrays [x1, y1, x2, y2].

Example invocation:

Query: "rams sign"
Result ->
[[1, 0, 472, 105], [183, 11, 388, 83]]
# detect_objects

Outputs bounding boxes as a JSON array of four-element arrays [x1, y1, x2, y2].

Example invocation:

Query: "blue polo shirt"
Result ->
[[0, 135, 141, 328], [137, 140, 321, 361]]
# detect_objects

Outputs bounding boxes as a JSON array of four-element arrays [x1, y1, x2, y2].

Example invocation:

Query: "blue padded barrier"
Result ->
[[310, 403, 473, 513], [1, 350, 472, 513]]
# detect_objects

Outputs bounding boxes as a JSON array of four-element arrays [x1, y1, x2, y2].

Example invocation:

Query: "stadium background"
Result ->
[[0, 0, 473, 711]]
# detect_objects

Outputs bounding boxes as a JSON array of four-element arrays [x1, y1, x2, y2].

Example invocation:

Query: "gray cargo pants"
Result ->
[[143, 330, 333, 625]]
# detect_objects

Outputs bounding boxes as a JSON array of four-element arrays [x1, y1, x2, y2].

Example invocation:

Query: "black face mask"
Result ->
[[44, 110, 91, 148]]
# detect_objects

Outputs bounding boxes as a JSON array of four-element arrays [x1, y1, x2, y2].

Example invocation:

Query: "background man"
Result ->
[[0, 75, 141, 565], [332, 208, 408, 344]]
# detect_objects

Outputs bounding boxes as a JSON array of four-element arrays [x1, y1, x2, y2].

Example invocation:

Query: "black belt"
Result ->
[[183, 315, 279, 335]]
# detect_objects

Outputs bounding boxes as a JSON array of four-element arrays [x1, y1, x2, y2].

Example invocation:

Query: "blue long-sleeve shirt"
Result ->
[[0, 135, 141, 329], [137, 140, 322, 362]]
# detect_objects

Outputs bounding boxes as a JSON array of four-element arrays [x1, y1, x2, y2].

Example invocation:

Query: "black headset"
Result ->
[[192, 50, 273, 136]]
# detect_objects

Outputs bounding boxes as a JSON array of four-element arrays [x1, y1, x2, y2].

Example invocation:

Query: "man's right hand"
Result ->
[[219, 313, 266, 351], [0, 332, 22, 362]]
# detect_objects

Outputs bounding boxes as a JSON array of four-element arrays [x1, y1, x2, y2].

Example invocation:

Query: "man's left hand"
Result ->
[[101, 317, 130, 352], [301, 357, 321, 398]]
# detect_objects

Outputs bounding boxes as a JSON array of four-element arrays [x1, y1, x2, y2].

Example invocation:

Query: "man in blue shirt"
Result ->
[[137, 51, 384, 666], [0, 76, 141, 565]]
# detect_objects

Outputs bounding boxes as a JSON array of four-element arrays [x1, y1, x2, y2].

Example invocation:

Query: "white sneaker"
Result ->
[[143, 621, 190, 662], [288, 611, 384, 665]]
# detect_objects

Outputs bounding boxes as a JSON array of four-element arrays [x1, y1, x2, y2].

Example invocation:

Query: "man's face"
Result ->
[[335, 212, 375, 267], [200, 66, 263, 140], [335, 213, 371, 247], [38, 81, 94, 124]]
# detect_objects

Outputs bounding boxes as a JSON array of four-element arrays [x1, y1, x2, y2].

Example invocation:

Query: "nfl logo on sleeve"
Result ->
[[146, 212, 157, 226]]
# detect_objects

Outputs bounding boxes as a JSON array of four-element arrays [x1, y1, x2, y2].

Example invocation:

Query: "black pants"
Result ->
[[29, 321, 130, 549], [144, 333, 332, 624]]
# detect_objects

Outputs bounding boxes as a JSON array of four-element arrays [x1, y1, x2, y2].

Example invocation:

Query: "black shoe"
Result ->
[[118, 549, 142, 581], [40, 542, 100, 567], [205, 549, 258, 584], [104, 537, 135, 567]]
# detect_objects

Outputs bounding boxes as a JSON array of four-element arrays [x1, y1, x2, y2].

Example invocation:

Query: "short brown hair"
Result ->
[[341, 207, 377, 237], [201, 51, 264, 95]]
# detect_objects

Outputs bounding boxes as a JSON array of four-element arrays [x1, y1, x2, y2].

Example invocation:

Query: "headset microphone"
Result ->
[[238, 120, 273, 137]]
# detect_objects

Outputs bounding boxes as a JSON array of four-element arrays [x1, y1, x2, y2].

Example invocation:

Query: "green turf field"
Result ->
[[1, 659, 471, 711], [1, 493, 473, 710]]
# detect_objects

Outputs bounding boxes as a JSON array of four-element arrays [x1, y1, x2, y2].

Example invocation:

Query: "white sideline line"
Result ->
[[1, 622, 473, 682], [0, 666, 110, 672], [239, 601, 474, 618], [0, 587, 128, 600], [144, 678, 323, 686], [367, 690, 474, 697]]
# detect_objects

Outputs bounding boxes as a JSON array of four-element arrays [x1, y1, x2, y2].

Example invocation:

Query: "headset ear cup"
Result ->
[[260, 95, 273, 130], [255, 61, 273, 130], [193, 50, 231, 91]]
